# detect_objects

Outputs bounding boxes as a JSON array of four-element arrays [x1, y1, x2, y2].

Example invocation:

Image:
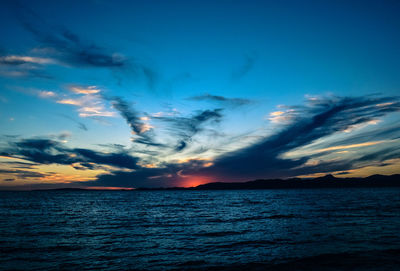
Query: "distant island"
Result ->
[[137, 174, 400, 190]]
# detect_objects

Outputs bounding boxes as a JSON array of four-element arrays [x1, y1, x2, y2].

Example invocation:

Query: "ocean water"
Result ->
[[1, 188, 400, 270]]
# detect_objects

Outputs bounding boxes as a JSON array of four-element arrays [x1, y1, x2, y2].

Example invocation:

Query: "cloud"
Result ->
[[195, 95, 400, 181], [286, 140, 388, 157], [9, 86, 58, 100], [58, 114, 88, 131], [154, 108, 223, 151], [38, 90, 56, 98], [0, 161, 37, 169], [109, 96, 162, 147], [110, 97, 149, 135], [231, 54, 255, 80], [357, 145, 400, 163], [73, 148, 140, 170], [9, 2, 158, 87], [0, 169, 46, 179], [2, 179, 15, 182], [0, 54, 54, 79], [56, 86, 115, 118], [0, 55, 56, 65], [3, 138, 140, 170], [268, 109, 298, 123], [69, 86, 100, 95], [90, 158, 214, 188], [188, 93, 253, 107], [14, 3, 126, 68], [2, 95, 400, 188]]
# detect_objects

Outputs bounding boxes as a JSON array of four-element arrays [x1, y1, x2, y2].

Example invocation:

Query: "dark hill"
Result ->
[[192, 174, 400, 190]]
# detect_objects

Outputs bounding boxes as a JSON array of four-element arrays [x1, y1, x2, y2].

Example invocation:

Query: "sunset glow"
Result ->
[[1, 0, 400, 190]]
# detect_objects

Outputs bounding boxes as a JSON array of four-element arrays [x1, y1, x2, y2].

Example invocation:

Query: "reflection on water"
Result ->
[[1, 188, 400, 270]]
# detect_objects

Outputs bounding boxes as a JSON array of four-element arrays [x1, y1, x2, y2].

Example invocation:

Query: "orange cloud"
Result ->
[[1, 55, 56, 64], [315, 141, 386, 153], [70, 86, 100, 95]]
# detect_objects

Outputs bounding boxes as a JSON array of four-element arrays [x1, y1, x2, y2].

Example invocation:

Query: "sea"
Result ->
[[1, 188, 400, 270]]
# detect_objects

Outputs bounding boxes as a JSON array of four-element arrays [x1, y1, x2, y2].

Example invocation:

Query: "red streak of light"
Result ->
[[181, 176, 213, 188]]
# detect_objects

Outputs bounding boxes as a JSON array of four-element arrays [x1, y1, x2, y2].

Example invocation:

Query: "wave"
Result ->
[[171, 249, 400, 270], [194, 230, 247, 237]]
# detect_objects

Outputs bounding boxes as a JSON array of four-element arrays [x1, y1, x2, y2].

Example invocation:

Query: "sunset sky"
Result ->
[[1, 0, 400, 189]]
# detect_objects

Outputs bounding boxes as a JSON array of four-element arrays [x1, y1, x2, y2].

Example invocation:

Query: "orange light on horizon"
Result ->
[[180, 176, 214, 188]]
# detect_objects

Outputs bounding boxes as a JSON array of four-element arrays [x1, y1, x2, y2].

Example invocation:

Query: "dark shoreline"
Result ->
[[139, 174, 400, 191], [1, 174, 399, 191]]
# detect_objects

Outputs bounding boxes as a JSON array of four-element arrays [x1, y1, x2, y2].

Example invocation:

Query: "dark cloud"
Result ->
[[109, 96, 163, 147], [4, 138, 140, 170], [3, 179, 15, 182], [195, 96, 400, 180], [335, 171, 350, 175], [155, 109, 223, 152], [2, 95, 400, 188], [175, 141, 187, 152], [110, 97, 147, 135], [0, 161, 37, 169], [357, 146, 400, 163], [74, 148, 139, 169], [71, 162, 105, 171], [0, 169, 46, 179], [82, 95, 400, 188], [188, 93, 253, 107], [9, 2, 158, 87], [90, 158, 212, 188], [13, 2, 125, 68]]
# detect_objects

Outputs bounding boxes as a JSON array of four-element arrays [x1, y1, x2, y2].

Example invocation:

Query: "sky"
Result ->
[[1, 0, 400, 189]]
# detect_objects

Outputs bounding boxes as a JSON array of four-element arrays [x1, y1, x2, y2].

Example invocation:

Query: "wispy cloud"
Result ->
[[3, 138, 140, 170], [2, 95, 400, 188], [110, 97, 150, 135], [56, 86, 115, 118], [14, 2, 126, 68], [195, 95, 400, 181], [0, 55, 56, 65], [0, 169, 46, 179], [154, 108, 223, 152], [285, 140, 389, 158], [2, 178, 14, 182], [58, 114, 88, 131], [37, 90, 56, 98], [0, 54, 54, 79], [109, 96, 162, 148], [188, 93, 253, 107], [9, 86, 58, 100], [69, 86, 100, 95], [267, 109, 298, 124], [9, 2, 158, 87]]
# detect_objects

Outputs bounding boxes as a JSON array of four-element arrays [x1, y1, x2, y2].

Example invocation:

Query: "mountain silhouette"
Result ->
[[193, 174, 400, 190], [136, 174, 400, 190]]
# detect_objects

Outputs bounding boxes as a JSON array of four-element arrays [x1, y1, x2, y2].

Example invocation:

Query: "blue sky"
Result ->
[[1, 0, 400, 189]]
